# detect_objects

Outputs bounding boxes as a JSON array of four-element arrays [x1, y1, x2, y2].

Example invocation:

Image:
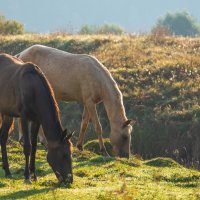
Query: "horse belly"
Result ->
[[0, 108, 19, 117], [45, 71, 83, 102], [0, 95, 19, 116], [54, 86, 83, 102]]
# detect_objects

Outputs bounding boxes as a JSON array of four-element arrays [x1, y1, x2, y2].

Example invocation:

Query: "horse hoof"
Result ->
[[5, 174, 12, 178], [24, 179, 32, 184], [31, 175, 37, 181], [77, 144, 83, 151]]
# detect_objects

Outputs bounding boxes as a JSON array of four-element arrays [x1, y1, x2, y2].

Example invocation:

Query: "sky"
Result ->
[[0, 0, 200, 33]]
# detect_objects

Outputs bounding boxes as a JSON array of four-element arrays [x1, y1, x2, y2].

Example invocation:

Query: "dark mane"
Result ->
[[23, 62, 61, 122]]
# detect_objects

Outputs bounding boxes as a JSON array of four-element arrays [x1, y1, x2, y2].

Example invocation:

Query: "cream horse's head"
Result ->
[[110, 120, 135, 158]]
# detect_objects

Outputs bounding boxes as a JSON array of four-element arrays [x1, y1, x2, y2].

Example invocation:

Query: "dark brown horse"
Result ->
[[0, 53, 73, 184]]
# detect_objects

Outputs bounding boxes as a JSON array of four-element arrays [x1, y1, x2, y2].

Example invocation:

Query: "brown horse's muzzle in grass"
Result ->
[[55, 171, 73, 184]]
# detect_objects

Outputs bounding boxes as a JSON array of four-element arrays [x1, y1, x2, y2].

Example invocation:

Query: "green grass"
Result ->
[[0, 140, 200, 200]]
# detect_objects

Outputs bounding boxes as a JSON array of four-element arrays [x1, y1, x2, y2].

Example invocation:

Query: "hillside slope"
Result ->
[[1, 34, 200, 164]]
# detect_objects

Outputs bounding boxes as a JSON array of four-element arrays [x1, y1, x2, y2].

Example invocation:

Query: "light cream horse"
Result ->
[[16, 45, 134, 158]]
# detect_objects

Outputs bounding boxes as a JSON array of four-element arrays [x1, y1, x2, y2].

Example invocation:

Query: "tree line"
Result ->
[[1, 11, 200, 36]]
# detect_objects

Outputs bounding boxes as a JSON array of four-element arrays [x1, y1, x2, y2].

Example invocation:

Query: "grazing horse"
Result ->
[[17, 45, 134, 158], [0, 53, 73, 184]]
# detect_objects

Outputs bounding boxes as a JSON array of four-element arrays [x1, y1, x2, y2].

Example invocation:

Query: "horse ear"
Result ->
[[122, 119, 136, 128], [65, 131, 75, 141]]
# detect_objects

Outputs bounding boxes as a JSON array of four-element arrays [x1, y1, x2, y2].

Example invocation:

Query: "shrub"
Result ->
[[96, 24, 124, 35], [79, 23, 124, 35], [0, 15, 24, 35], [152, 11, 200, 37], [79, 24, 99, 35]]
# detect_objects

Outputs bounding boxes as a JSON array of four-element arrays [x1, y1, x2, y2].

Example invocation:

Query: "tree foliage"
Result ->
[[79, 23, 124, 35], [152, 11, 200, 36], [0, 15, 24, 35]]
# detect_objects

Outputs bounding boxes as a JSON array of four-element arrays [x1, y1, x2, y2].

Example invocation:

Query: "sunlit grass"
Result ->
[[0, 140, 199, 199]]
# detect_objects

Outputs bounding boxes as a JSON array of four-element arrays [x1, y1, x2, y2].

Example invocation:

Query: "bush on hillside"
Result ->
[[0, 15, 24, 35], [79, 23, 124, 35], [152, 11, 200, 37]]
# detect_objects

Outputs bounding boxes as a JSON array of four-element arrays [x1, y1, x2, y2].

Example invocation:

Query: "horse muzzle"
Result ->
[[56, 171, 73, 184]]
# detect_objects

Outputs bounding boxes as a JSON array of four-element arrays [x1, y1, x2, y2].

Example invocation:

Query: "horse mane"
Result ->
[[23, 62, 61, 121]]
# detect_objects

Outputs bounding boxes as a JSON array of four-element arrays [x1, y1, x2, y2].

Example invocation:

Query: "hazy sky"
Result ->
[[0, 0, 200, 33]]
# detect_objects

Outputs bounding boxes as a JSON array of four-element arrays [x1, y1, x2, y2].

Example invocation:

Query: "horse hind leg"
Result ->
[[85, 100, 109, 156], [38, 127, 47, 149], [30, 121, 40, 181], [21, 113, 32, 184], [0, 115, 13, 177], [76, 106, 90, 151]]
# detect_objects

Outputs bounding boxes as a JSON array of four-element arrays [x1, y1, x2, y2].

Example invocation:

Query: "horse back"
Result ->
[[0, 54, 40, 117]]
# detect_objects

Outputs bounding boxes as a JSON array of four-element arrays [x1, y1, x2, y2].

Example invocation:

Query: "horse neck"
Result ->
[[34, 81, 62, 144], [39, 109, 62, 144], [103, 86, 127, 129]]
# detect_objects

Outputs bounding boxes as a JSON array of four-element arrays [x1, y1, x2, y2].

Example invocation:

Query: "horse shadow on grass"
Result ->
[[0, 188, 52, 200], [13, 161, 52, 178]]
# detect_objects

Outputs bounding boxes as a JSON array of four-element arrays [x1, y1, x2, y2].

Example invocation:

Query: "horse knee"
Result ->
[[23, 143, 32, 155]]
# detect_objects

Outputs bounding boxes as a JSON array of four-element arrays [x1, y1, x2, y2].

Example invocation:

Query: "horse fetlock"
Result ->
[[31, 173, 37, 181], [3, 164, 11, 175], [24, 179, 32, 184], [5, 170, 12, 178]]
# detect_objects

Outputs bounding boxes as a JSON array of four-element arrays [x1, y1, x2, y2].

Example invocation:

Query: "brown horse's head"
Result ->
[[47, 130, 74, 184], [110, 120, 135, 158]]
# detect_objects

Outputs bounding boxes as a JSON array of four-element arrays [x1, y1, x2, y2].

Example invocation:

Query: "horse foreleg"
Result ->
[[76, 106, 90, 151], [21, 114, 31, 184], [0, 115, 13, 177], [85, 100, 109, 156], [30, 121, 40, 181]]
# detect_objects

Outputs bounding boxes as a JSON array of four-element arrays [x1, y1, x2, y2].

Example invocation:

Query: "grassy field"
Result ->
[[1, 34, 200, 199], [0, 140, 200, 200]]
